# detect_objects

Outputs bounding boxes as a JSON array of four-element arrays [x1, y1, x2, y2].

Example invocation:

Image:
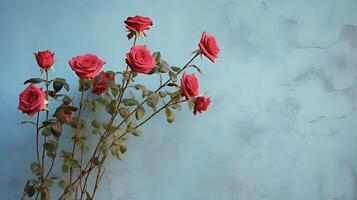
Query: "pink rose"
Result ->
[[35, 50, 55, 69], [198, 32, 220, 62], [92, 71, 115, 95], [193, 96, 211, 115], [124, 15, 153, 39], [18, 84, 46, 116], [181, 72, 199, 100], [126, 45, 156, 74], [69, 54, 105, 79]]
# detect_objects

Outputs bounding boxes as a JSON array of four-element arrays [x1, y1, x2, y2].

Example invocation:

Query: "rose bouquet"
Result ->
[[18, 15, 220, 200]]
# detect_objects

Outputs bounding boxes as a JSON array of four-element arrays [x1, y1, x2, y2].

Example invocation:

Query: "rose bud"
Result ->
[[198, 32, 220, 63], [124, 15, 153, 39], [34, 50, 55, 69], [18, 84, 46, 116], [126, 45, 156, 74], [181, 72, 199, 100], [58, 104, 72, 122], [69, 54, 105, 79], [92, 71, 115, 95], [193, 96, 211, 115]]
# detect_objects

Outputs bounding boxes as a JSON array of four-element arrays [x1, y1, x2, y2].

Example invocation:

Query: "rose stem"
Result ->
[[69, 78, 86, 196]]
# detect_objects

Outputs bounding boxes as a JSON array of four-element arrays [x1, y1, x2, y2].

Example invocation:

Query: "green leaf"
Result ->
[[31, 162, 41, 175], [62, 95, 71, 105], [159, 91, 167, 98], [44, 141, 56, 153], [24, 78, 44, 84], [94, 97, 110, 105], [158, 60, 170, 73], [43, 179, 53, 188], [165, 107, 175, 123], [105, 100, 117, 115], [132, 129, 143, 137], [78, 78, 91, 92], [170, 66, 181, 72], [171, 103, 182, 110], [69, 159, 80, 168], [188, 99, 196, 111], [119, 107, 130, 118], [111, 86, 119, 97], [51, 122, 62, 137], [61, 164, 69, 173], [134, 84, 146, 91], [58, 180, 67, 190], [63, 82, 70, 91], [119, 144, 128, 154], [102, 123, 117, 133], [135, 105, 145, 120], [42, 127, 52, 136], [169, 70, 178, 82], [53, 80, 64, 92], [147, 93, 159, 109], [122, 98, 138, 106], [92, 128, 100, 135], [153, 52, 161, 62], [189, 64, 203, 75], [91, 119, 101, 129]]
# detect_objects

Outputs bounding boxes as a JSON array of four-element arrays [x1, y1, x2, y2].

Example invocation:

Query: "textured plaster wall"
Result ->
[[1, 0, 357, 199]]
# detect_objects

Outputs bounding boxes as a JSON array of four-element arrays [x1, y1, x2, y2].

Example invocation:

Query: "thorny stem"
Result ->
[[35, 69, 50, 200], [35, 112, 40, 164]]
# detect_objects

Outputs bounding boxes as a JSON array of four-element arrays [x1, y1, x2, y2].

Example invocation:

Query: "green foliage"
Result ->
[[91, 119, 101, 129], [147, 92, 159, 110], [119, 107, 130, 118], [165, 107, 175, 123], [53, 78, 70, 92], [78, 78, 91, 92], [24, 78, 44, 84], [122, 98, 138, 106], [105, 100, 117, 115], [31, 162, 41, 175], [135, 105, 145, 120]]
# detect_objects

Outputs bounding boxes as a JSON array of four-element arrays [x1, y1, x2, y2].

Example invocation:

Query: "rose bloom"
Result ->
[[18, 84, 46, 116], [124, 15, 153, 39], [59, 104, 72, 122], [69, 54, 105, 79], [181, 72, 199, 100], [198, 32, 220, 62], [35, 50, 55, 69], [92, 71, 115, 95], [126, 45, 156, 74], [193, 96, 211, 115]]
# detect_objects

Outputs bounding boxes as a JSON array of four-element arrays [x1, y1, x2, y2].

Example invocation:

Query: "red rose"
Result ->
[[193, 96, 211, 115], [181, 72, 199, 100], [69, 54, 105, 79], [92, 71, 115, 95], [35, 50, 55, 69], [59, 104, 72, 122], [18, 84, 46, 116], [126, 45, 156, 74], [198, 32, 220, 63], [124, 15, 153, 39]]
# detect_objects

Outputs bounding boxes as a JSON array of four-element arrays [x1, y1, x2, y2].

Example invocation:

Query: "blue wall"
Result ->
[[1, 0, 357, 199]]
